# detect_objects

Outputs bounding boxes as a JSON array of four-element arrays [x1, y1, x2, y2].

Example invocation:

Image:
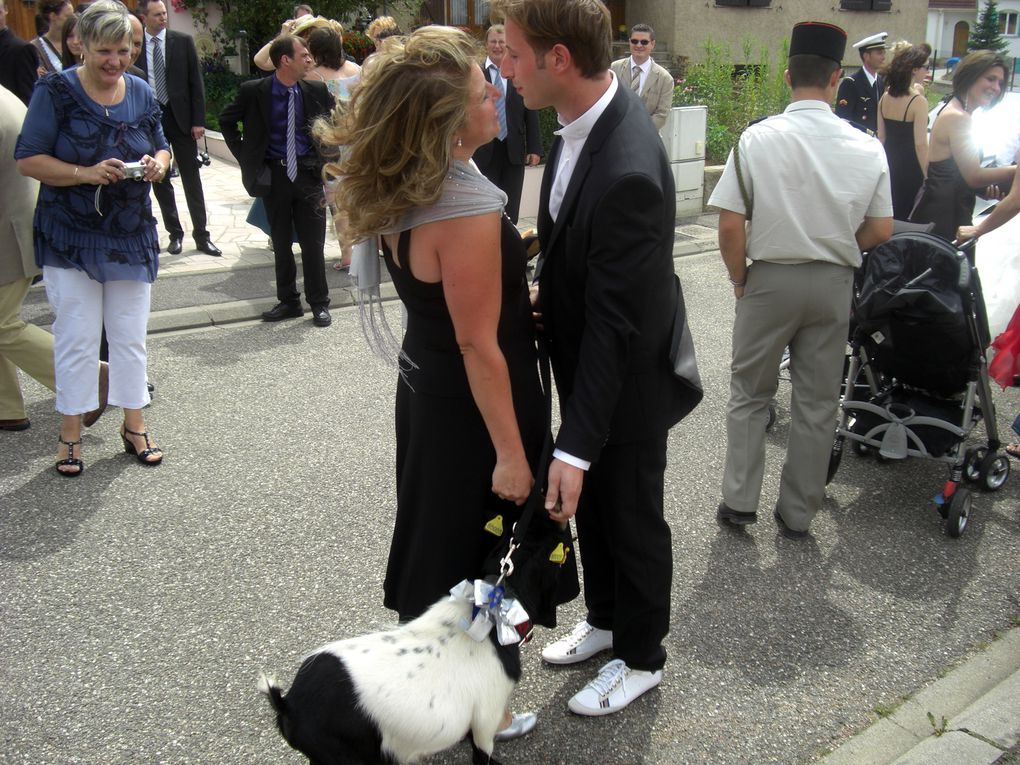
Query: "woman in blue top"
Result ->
[[16, 0, 171, 476]]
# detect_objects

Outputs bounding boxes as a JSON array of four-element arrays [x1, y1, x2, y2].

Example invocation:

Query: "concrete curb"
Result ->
[[816, 627, 1020, 764]]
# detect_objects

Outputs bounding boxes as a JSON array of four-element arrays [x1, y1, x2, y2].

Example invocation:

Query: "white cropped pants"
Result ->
[[43, 266, 151, 415]]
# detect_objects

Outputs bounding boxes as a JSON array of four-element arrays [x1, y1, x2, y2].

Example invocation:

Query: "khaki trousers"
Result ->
[[0, 277, 56, 419], [721, 260, 853, 531]]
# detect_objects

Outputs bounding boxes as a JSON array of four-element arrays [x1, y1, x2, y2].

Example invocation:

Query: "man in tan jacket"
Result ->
[[0, 85, 54, 431], [610, 23, 674, 130], [0, 85, 106, 432]]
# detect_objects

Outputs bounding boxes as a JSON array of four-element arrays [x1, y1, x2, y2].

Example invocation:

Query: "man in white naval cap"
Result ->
[[835, 31, 887, 135]]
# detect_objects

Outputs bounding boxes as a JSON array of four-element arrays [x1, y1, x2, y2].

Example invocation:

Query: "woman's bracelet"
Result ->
[[729, 276, 746, 288]]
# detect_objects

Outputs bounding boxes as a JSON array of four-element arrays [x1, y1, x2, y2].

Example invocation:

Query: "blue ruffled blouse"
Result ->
[[14, 70, 168, 283]]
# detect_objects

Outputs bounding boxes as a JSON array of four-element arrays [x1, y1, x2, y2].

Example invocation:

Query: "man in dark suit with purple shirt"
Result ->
[[219, 35, 334, 328]]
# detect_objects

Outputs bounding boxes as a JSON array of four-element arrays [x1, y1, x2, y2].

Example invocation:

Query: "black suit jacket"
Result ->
[[136, 29, 205, 134], [473, 64, 541, 166], [835, 68, 882, 135], [537, 84, 701, 460], [218, 75, 333, 196], [0, 28, 39, 106]]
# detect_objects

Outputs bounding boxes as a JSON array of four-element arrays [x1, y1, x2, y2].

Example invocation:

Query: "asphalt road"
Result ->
[[2, 251, 1018, 764]]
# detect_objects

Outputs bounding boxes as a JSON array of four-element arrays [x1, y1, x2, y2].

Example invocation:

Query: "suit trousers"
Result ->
[[43, 266, 151, 414], [0, 277, 56, 419], [721, 260, 853, 531], [264, 162, 329, 308], [575, 431, 671, 672], [151, 106, 209, 241], [476, 138, 526, 224]]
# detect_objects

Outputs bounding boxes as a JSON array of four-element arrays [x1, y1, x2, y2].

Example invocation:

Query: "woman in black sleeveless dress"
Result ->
[[317, 26, 543, 740], [877, 44, 930, 220], [910, 51, 1016, 240]]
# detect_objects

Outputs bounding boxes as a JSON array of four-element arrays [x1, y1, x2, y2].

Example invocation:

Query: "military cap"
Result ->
[[789, 21, 847, 64]]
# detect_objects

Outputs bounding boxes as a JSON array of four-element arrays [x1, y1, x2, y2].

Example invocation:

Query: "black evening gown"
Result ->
[[381, 215, 545, 620], [882, 95, 925, 220], [910, 156, 974, 241]]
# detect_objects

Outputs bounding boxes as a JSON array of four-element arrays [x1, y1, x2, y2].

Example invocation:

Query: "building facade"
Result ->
[[928, 0, 1020, 63]]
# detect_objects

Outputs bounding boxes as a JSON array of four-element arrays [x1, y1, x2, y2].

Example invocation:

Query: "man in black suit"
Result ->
[[219, 35, 333, 328], [138, 0, 221, 256], [835, 31, 887, 135], [495, 0, 702, 717], [472, 23, 541, 223], [0, 0, 39, 106]]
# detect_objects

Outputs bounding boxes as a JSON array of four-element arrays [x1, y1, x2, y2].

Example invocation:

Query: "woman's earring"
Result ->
[[456, 136, 463, 148]]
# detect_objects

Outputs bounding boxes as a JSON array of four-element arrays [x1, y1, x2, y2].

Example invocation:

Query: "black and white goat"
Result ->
[[258, 593, 523, 765]]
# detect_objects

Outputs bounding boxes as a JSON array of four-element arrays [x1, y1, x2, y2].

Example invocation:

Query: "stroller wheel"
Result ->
[[977, 453, 1010, 492], [963, 447, 988, 483], [946, 488, 972, 538]]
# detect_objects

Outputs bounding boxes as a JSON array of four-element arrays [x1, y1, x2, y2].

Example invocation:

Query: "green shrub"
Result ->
[[202, 56, 262, 131], [674, 39, 791, 164], [537, 106, 559, 159]]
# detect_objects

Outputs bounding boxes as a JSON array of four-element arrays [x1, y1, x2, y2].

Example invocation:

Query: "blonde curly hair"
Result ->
[[365, 15, 398, 43], [315, 25, 482, 244]]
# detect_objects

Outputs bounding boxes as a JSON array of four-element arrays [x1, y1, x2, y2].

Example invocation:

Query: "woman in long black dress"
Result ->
[[877, 43, 930, 220], [317, 26, 542, 740], [910, 50, 1016, 240]]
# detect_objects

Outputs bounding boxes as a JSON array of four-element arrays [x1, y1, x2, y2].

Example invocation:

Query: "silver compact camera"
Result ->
[[122, 161, 147, 180]]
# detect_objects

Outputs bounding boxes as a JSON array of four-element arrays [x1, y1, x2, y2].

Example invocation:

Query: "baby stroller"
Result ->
[[826, 231, 1010, 537]]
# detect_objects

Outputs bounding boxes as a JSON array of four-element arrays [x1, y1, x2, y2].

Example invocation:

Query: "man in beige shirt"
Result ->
[[610, 23, 674, 130]]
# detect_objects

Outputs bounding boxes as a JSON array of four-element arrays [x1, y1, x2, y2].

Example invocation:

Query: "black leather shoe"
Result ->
[[311, 305, 332, 327], [774, 510, 809, 540], [196, 239, 222, 257], [262, 302, 304, 322], [0, 418, 30, 431], [717, 502, 757, 526], [167, 236, 183, 255]]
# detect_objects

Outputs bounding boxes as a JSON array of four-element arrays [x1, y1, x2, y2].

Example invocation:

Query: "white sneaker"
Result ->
[[567, 659, 662, 717], [541, 621, 613, 665]]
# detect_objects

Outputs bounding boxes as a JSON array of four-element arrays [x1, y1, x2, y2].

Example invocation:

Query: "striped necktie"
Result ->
[[491, 65, 507, 142], [151, 37, 168, 104], [631, 65, 642, 94], [286, 87, 297, 182]]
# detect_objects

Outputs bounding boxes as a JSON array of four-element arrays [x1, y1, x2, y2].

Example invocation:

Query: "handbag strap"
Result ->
[[733, 136, 753, 221], [498, 334, 554, 579]]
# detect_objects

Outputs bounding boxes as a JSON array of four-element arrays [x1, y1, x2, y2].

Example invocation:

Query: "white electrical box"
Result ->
[[661, 106, 707, 162], [661, 106, 708, 218]]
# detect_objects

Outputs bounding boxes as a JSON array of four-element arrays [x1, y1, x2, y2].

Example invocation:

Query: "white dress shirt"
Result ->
[[629, 56, 651, 95], [548, 71, 618, 223], [484, 56, 508, 97]]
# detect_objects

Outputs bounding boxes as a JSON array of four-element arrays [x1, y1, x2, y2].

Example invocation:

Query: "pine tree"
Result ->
[[969, 0, 1010, 54]]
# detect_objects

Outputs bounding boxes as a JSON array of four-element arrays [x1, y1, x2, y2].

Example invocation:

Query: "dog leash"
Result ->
[[497, 335, 554, 583]]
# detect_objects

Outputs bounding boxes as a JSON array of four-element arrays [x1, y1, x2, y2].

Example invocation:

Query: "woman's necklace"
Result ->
[[81, 72, 123, 117]]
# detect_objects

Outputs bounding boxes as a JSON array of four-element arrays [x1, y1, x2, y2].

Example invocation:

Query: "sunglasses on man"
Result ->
[[630, 38, 651, 45]]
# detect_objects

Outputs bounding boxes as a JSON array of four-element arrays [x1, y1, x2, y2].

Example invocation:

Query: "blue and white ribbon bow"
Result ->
[[449, 579, 531, 645]]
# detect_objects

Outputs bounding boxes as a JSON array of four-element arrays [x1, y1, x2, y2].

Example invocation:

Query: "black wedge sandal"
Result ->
[[120, 426, 163, 466], [55, 436, 84, 477]]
